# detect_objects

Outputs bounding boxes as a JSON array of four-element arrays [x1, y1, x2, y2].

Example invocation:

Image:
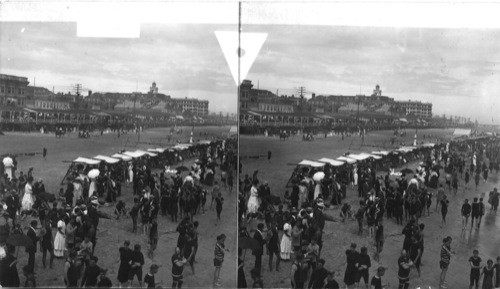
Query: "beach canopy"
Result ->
[[297, 160, 325, 168], [172, 144, 192, 150], [198, 140, 212, 145], [123, 151, 147, 158], [135, 150, 157, 157], [318, 158, 344, 167], [371, 151, 390, 156], [347, 154, 371, 161], [422, 143, 435, 148], [147, 148, 167, 153], [337, 156, 357, 164], [93, 155, 120, 164], [358, 152, 382, 160], [397, 146, 417, 152], [73, 157, 101, 165], [111, 153, 133, 161]]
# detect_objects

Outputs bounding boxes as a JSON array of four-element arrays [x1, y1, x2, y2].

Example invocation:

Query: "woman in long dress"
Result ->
[[53, 219, 66, 257], [247, 185, 260, 214], [313, 182, 322, 201], [128, 163, 134, 184], [21, 179, 34, 212], [88, 178, 97, 198], [353, 168, 358, 187], [280, 223, 292, 260]]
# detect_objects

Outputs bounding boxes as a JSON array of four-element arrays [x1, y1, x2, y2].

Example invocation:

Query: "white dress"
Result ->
[[247, 186, 260, 214], [21, 183, 34, 211], [54, 220, 66, 257], [128, 164, 134, 183], [88, 180, 97, 198], [280, 223, 292, 260], [353, 171, 358, 186], [314, 183, 322, 200]]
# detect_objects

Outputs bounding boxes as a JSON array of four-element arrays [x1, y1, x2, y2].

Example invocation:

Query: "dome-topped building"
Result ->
[[372, 84, 382, 97], [149, 81, 158, 95]]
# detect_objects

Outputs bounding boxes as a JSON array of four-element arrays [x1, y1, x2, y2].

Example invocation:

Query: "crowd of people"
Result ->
[[0, 134, 237, 288], [238, 135, 500, 288]]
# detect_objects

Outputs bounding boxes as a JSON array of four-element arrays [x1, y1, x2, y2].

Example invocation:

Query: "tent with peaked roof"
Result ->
[[93, 155, 120, 164], [317, 158, 345, 166], [112, 153, 133, 161]]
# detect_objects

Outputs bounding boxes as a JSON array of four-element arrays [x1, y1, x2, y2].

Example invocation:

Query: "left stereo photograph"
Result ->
[[0, 18, 239, 288]]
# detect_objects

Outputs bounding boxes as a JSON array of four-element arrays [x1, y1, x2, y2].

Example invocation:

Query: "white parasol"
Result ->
[[2, 157, 13, 167], [87, 169, 100, 179], [312, 171, 325, 182]]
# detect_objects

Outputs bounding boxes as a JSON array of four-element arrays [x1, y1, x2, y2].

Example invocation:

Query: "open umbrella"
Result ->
[[2, 157, 13, 167], [176, 166, 189, 172], [7, 234, 33, 248], [313, 171, 325, 182], [87, 169, 100, 179], [238, 237, 260, 251], [401, 168, 414, 175]]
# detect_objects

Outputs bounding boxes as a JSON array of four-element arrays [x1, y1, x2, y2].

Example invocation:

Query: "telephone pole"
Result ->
[[72, 84, 82, 108], [297, 86, 306, 98], [73, 84, 82, 96]]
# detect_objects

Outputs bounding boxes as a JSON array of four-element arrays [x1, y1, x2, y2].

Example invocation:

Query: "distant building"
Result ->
[[169, 97, 209, 115], [0, 74, 29, 106], [27, 86, 55, 99], [396, 100, 433, 118], [30, 98, 71, 110], [149, 82, 158, 95], [372, 84, 382, 97], [240, 80, 278, 110], [257, 102, 294, 113]]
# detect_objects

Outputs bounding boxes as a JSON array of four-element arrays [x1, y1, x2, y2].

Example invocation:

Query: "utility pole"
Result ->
[[73, 84, 82, 108], [73, 84, 82, 96], [297, 86, 306, 98]]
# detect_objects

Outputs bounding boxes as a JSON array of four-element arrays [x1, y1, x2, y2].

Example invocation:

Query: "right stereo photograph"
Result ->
[[237, 6, 500, 289]]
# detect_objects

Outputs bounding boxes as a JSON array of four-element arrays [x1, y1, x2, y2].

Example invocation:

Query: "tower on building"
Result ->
[[149, 82, 158, 95], [372, 84, 382, 97]]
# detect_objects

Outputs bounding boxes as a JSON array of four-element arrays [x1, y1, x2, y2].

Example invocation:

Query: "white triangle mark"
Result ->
[[215, 31, 267, 86]]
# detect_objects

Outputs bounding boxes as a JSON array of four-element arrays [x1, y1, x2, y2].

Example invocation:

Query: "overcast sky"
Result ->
[[0, 22, 238, 114], [245, 25, 500, 124], [2, 22, 500, 123]]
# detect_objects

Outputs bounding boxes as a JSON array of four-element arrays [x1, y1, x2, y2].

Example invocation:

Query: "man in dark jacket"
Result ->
[[252, 223, 266, 273], [308, 259, 328, 289], [40, 218, 54, 268], [26, 220, 39, 272]]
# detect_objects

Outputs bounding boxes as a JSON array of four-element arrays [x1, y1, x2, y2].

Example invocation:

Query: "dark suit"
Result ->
[[26, 228, 38, 272], [252, 230, 265, 273]]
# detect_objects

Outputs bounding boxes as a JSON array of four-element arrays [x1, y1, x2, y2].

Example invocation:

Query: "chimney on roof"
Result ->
[[312, 93, 315, 99]]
